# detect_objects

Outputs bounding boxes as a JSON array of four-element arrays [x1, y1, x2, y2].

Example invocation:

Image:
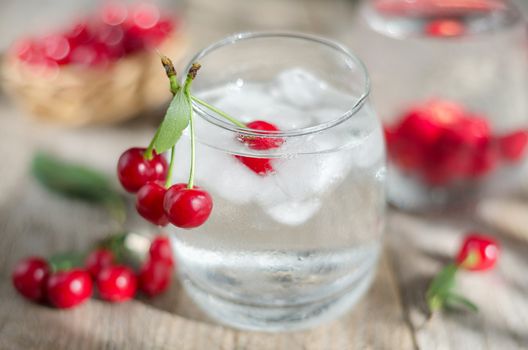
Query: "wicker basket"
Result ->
[[1, 34, 188, 126]]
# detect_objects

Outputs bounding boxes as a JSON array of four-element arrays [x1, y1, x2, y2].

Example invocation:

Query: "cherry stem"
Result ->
[[187, 95, 196, 189], [191, 96, 246, 128], [159, 53, 246, 129], [165, 145, 176, 188], [184, 63, 201, 189], [144, 127, 160, 160]]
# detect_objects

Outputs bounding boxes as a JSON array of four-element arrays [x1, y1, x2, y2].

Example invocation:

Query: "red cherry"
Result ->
[[235, 155, 275, 175], [456, 233, 499, 271], [85, 249, 114, 278], [238, 120, 284, 150], [468, 140, 498, 178], [425, 19, 465, 38], [12, 257, 50, 302], [149, 236, 173, 266], [100, 2, 128, 26], [138, 258, 172, 297], [235, 120, 282, 175], [96, 265, 137, 302], [96, 24, 125, 47], [12, 38, 40, 62], [131, 3, 160, 29], [164, 184, 213, 229], [397, 110, 442, 147], [136, 182, 169, 226], [66, 22, 94, 46], [117, 148, 168, 193], [497, 130, 528, 163], [42, 35, 71, 65], [46, 269, 92, 309]]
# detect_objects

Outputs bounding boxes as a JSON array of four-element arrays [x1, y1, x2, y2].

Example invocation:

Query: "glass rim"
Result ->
[[183, 31, 371, 138]]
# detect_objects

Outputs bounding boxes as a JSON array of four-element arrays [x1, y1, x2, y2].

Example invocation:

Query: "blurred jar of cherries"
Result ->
[[2, 1, 187, 126], [356, 0, 528, 209]]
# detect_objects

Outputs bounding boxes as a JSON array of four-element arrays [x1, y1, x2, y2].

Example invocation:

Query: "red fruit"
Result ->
[[42, 35, 71, 65], [238, 120, 284, 150], [456, 233, 499, 271], [131, 3, 160, 29], [149, 236, 173, 266], [164, 184, 213, 229], [70, 43, 110, 67], [235, 120, 282, 175], [497, 130, 528, 163], [235, 155, 275, 175], [12, 257, 50, 302], [396, 111, 441, 147], [101, 2, 128, 26], [96, 265, 137, 302], [85, 249, 114, 278], [47, 269, 92, 309], [117, 147, 168, 193], [66, 22, 94, 46], [425, 19, 465, 38], [469, 141, 498, 178], [96, 24, 125, 47], [138, 258, 172, 297], [136, 182, 169, 226]]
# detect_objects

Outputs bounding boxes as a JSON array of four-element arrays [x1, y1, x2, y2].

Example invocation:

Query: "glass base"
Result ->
[[180, 267, 376, 332]]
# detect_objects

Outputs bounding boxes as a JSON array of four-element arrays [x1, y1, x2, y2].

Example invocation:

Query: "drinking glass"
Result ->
[[167, 32, 386, 331], [357, 0, 528, 210]]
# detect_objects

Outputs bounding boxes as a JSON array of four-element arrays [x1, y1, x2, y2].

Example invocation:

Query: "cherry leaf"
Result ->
[[152, 88, 191, 154]]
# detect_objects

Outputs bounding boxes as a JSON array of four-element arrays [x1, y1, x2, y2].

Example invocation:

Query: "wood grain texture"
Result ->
[[0, 0, 528, 349], [0, 101, 414, 349]]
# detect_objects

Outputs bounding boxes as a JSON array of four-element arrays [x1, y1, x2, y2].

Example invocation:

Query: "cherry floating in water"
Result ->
[[12, 257, 50, 302], [136, 182, 170, 226], [163, 184, 213, 229], [46, 269, 93, 309], [497, 130, 528, 163], [425, 19, 465, 38], [85, 249, 114, 278], [138, 258, 172, 297], [117, 147, 168, 193], [238, 120, 284, 150], [235, 120, 283, 176], [96, 265, 137, 302], [383, 100, 513, 186], [456, 233, 499, 271], [234, 155, 275, 176]]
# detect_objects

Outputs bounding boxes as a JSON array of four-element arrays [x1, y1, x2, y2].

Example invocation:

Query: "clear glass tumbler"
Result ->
[[168, 32, 386, 331], [357, 0, 528, 210]]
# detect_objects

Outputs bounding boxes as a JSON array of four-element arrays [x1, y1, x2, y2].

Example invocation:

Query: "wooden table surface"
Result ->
[[1, 0, 528, 349]]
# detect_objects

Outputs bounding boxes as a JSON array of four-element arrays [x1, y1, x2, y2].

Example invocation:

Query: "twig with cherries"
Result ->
[[117, 55, 284, 228], [426, 233, 500, 315]]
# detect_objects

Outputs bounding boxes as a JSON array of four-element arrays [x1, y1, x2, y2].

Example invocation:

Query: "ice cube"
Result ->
[[263, 198, 322, 226], [169, 138, 263, 205], [271, 68, 327, 109]]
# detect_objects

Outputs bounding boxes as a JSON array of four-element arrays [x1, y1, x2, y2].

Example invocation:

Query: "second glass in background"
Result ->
[[358, 0, 528, 210]]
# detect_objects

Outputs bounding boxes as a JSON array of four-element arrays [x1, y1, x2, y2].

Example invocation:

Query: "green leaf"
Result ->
[[49, 252, 85, 272], [426, 263, 458, 312], [32, 152, 126, 223], [152, 88, 191, 154], [427, 264, 458, 297], [445, 292, 479, 313]]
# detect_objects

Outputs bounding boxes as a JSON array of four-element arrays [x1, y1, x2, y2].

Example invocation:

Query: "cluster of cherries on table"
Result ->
[[384, 100, 528, 187], [12, 236, 174, 309], [12, 3, 175, 69], [119, 120, 283, 228]]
